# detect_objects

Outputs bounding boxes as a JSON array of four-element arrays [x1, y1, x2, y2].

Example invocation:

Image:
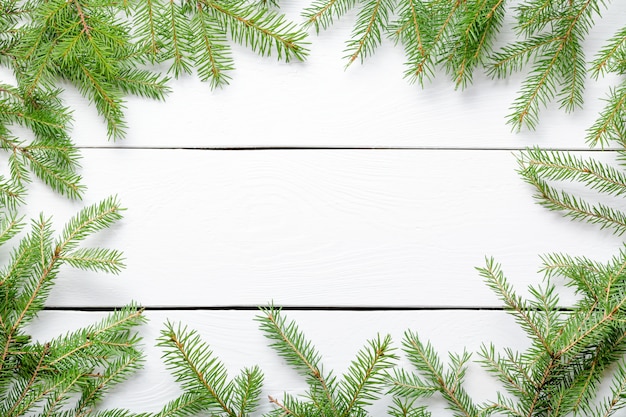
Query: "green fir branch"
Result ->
[[343, 0, 394, 66], [587, 85, 626, 148], [189, 6, 233, 87], [257, 305, 337, 414], [491, 0, 606, 130], [0, 83, 83, 205], [258, 305, 396, 417], [206, 1, 309, 62], [518, 148, 626, 236], [156, 320, 264, 417], [0, 199, 145, 417], [340, 334, 396, 415], [398, 331, 480, 417], [393, 251, 626, 417], [302, 0, 359, 32]]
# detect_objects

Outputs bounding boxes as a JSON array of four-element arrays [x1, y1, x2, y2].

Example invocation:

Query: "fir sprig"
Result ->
[[305, 0, 506, 83], [388, 331, 478, 417], [1, 0, 309, 164], [390, 253, 626, 417], [392, 0, 507, 88], [517, 147, 626, 236], [0, 198, 146, 417], [301, 0, 626, 136], [489, 0, 603, 130], [5, 0, 170, 140], [130, 0, 309, 88], [156, 320, 264, 417], [257, 305, 397, 417], [0, 83, 83, 208]]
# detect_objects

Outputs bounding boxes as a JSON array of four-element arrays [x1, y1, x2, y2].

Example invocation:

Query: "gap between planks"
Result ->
[[43, 305, 574, 312], [75, 146, 620, 152]]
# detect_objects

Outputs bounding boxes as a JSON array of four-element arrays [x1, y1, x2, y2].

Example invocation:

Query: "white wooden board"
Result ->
[[4, 1, 626, 413], [14, 149, 623, 308]]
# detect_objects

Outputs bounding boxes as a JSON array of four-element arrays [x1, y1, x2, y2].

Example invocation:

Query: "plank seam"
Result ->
[[42, 306, 574, 312], [76, 146, 621, 152]]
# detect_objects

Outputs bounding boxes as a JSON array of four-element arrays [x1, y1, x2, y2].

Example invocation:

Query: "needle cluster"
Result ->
[[518, 146, 626, 236], [306, 0, 626, 134], [0, 83, 82, 210], [0, 0, 309, 206], [153, 306, 396, 417], [389, 253, 626, 417], [1, 0, 308, 139], [0, 197, 146, 417], [155, 321, 264, 417]]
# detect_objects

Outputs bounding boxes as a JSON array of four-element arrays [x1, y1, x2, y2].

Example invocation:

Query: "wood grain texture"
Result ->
[[27, 310, 528, 416], [15, 148, 622, 308]]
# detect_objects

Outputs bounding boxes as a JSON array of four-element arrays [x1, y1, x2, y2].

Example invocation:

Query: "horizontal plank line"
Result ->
[[75, 146, 618, 152], [43, 305, 574, 312]]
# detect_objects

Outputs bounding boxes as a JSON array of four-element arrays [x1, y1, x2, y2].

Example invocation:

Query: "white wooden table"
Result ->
[[12, 4, 626, 415]]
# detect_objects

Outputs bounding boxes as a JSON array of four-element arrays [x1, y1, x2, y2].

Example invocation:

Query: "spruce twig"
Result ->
[[156, 321, 264, 417], [390, 252, 626, 417], [0, 198, 146, 417], [257, 305, 397, 417]]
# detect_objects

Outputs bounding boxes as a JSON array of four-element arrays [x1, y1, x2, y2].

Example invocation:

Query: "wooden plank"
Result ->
[[2, 3, 625, 150], [26, 309, 529, 416], [18, 148, 622, 308]]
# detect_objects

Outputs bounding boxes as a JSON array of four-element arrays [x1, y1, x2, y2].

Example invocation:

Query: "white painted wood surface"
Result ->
[[7, 1, 626, 414], [24, 149, 624, 308]]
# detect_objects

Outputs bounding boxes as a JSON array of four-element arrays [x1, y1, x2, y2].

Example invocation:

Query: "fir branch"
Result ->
[[205, 0, 309, 62], [445, 0, 507, 88], [518, 149, 626, 236], [131, 0, 162, 59], [232, 366, 264, 417], [0, 175, 25, 211], [189, 5, 233, 88], [161, 0, 193, 78], [157, 320, 263, 417], [343, 0, 394, 66], [0, 200, 144, 417], [387, 368, 438, 400], [339, 333, 396, 415], [477, 344, 529, 399], [0, 83, 83, 205], [592, 360, 626, 417], [389, 0, 432, 85], [587, 85, 626, 148], [540, 252, 606, 301], [590, 25, 626, 79], [393, 0, 464, 86], [519, 148, 626, 198], [399, 330, 480, 417], [58, 247, 125, 274], [302, 0, 358, 32], [257, 305, 337, 414], [158, 321, 234, 416], [478, 258, 554, 354], [258, 305, 395, 416], [0, 214, 23, 247], [55, 196, 124, 254], [491, 0, 606, 130], [390, 0, 507, 88]]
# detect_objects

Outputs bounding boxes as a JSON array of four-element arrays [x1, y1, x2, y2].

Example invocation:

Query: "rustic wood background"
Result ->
[[10, 3, 626, 415]]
